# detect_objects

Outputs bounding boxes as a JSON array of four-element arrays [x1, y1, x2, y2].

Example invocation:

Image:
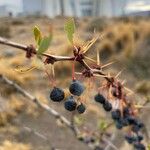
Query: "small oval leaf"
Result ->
[[98, 120, 108, 131], [33, 26, 42, 46], [37, 33, 52, 55], [64, 18, 75, 44]]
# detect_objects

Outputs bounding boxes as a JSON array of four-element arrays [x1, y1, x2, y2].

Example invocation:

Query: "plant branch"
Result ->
[[0, 37, 112, 83], [0, 37, 75, 62]]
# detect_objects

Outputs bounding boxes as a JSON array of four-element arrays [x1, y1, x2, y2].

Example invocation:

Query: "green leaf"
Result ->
[[33, 26, 42, 46], [98, 120, 108, 131], [64, 18, 75, 44], [148, 145, 150, 150], [37, 33, 52, 55], [74, 116, 84, 126]]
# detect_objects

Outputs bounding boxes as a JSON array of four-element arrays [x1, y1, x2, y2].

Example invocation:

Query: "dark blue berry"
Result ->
[[64, 96, 77, 111], [132, 125, 140, 133], [136, 135, 144, 142], [137, 122, 144, 128], [115, 118, 128, 129], [94, 93, 106, 104], [123, 107, 130, 118], [134, 143, 145, 150], [77, 103, 86, 114], [69, 80, 84, 96], [132, 121, 144, 133], [111, 109, 121, 120], [115, 121, 123, 129], [122, 118, 129, 126], [103, 101, 112, 111], [127, 116, 138, 125], [125, 135, 136, 144], [50, 87, 65, 102]]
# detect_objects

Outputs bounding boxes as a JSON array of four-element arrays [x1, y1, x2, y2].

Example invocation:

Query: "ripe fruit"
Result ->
[[137, 122, 144, 128], [94, 93, 106, 104], [77, 103, 86, 114], [50, 87, 65, 102], [123, 107, 130, 118], [64, 96, 77, 111], [103, 101, 112, 111], [125, 135, 136, 144], [111, 109, 121, 120], [132, 122, 144, 133], [69, 80, 85, 96], [115, 121, 123, 129], [132, 125, 140, 133], [121, 118, 129, 126], [127, 116, 138, 125], [134, 143, 145, 150], [137, 135, 144, 142]]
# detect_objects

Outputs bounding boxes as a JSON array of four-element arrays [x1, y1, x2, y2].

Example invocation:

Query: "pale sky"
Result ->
[[0, 0, 22, 12], [0, 0, 150, 13], [0, 0, 22, 5]]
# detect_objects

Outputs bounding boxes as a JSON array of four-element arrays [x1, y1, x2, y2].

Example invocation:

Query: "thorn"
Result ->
[[134, 105, 150, 109], [75, 72, 82, 75], [75, 72, 107, 78], [122, 79, 127, 85], [93, 28, 96, 34], [84, 56, 97, 63], [108, 72, 111, 78], [51, 64, 55, 78], [134, 105, 143, 109], [74, 45, 79, 52], [101, 61, 115, 69], [97, 49, 100, 65], [82, 35, 99, 54], [14, 65, 37, 74], [124, 87, 134, 95], [115, 68, 125, 78], [93, 74, 108, 78]]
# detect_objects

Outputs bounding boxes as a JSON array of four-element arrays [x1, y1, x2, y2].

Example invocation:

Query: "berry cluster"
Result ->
[[112, 108, 145, 149], [94, 90, 145, 150], [50, 79, 86, 114], [94, 93, 112, 112]]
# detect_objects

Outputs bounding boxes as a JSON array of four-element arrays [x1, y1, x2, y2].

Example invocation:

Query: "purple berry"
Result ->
[[137, 122, 144, 128], [127, 116, 138, 125], [123, 107, 130, 118], [103, 101, 112, 111], [64, 96, 77, 111], [69, 80, 84, 96], [77, 103, 86, 114], [125, 135, 136, 144], [122, 118, 129, 126], [111, 109, 121, 120], [137, 135, 144, 142], [132, 125, 140, 133], [134, 143, 145, 150], [115, 121, 123, 129], [50, 87, 65, 102], [94, 93, 106, 104]]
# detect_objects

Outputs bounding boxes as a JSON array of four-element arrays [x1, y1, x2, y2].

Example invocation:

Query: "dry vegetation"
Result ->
[[0, 16, 150, 150]]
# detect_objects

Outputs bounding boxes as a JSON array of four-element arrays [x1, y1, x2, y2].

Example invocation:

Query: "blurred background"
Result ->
[[0, 0, 150, 150]]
